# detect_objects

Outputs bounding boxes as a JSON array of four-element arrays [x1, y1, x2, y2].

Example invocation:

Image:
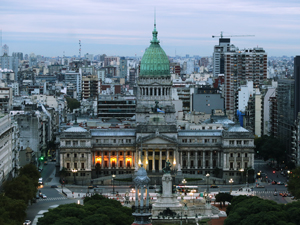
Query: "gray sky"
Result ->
[[1, 0, 300, 57]]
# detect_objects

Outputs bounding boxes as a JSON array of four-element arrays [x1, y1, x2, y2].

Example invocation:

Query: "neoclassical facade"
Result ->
[[59, 23, 255, 184]]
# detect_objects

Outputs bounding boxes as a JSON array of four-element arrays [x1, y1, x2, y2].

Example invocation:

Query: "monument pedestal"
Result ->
[[152, 173, 182, 216]]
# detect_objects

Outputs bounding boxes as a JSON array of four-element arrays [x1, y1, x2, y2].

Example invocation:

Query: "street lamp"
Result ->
[[112, 174, 116, 195], [182, 178, 187, 185], [229, 178, 234, 194], [72, 168, 77, 185], [206, 173, 210, 193]]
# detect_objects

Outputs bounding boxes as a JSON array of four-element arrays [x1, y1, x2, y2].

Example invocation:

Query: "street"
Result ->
[[26, 159, 294, 223]]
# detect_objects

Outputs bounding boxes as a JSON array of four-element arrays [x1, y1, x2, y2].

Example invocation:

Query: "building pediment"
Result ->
[[137, 133, 178, 145]]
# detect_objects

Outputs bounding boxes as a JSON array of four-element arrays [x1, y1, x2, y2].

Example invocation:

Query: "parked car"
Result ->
[[42, 194, 47, 199], [272, 181, 277, 185], [277, 181, 284, 185], [273, 192, 278, 196], [257, 185, 265, 188], [23, 220, 31, 225], [51, 185, 58, 188], [210, 185, 219, 188]]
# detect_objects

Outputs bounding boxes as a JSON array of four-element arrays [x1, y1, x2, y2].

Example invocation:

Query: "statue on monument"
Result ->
[[152, 100, 159, 113], [162, 159, 171, 174]]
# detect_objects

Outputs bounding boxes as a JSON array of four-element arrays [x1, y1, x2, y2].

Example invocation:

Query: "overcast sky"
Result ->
[[1, 0, 300, 57]]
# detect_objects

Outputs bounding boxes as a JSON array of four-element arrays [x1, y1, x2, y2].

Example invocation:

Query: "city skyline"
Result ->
[[1, 0, 300, 57]]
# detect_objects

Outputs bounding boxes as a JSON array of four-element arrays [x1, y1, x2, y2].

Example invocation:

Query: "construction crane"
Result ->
[[212, 31, 255, 38]]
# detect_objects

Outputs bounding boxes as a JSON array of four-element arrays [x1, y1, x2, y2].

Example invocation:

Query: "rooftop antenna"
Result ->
[[79, 40, 81, 59], [154, 7, 156, 31]]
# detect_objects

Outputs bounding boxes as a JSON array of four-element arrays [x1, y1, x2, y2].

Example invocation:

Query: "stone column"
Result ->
[[132, 151, 135, 169], [146, 150, 148, 170], [108, 151, 111, 169], [140, 186, 144, 209], [202, 151, 205, 169], [218, 152, 221, 168], [210, 151, 213, 169], [101, 151, 104, 169], [187, 151, 190, 169], [195, 151, 198, 169], [135, 186, 138, 208], [159, 150, 162, 171], [223, 153, 227, 169], [152, 150, 155, 172], [116, 151, 119, 169]]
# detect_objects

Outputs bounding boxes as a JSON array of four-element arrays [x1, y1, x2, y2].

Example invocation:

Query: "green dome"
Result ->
[[140, 25, 170, 77]]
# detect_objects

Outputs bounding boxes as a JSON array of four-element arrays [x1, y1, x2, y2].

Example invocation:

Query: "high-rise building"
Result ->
[[213, 38, 232, 77], [294, 56, 300, 119], [0, 53, 19, 80], [12, 52, 23, 61], [119, 57, 127, 79], [224, 47, 267, 118], [2, 44, 9, 56]]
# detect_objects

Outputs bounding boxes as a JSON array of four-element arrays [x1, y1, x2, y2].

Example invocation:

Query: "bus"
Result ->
[[175, 185, 199, 194]]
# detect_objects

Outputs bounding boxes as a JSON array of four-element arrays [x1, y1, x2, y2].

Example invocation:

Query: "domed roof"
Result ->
[[133, 165, 150, 185], [139, 23, 170, 77], [64, 126, 87, 133]]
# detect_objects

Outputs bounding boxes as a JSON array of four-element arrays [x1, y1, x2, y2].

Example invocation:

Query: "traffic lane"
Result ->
[[255, 191, 292, 204], [40, 163, 55, 183], [37, 185, 65, 198]]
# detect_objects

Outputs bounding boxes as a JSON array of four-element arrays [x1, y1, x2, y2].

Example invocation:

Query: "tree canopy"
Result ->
[[225, 195, 300, 225], [287, 166, 300, 199], [66, 97, 80, 112], [37, 194, 134, 225], [1, 164, 40, 224], [254, 135, 285, 163]]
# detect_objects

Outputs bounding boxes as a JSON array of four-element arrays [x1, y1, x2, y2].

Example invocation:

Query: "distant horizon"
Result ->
[[1, 0, 300, 57]]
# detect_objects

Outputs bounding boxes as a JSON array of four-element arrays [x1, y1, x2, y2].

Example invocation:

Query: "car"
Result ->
[[42, 194, 47, 199], [257, 185, 265, 188], [23, 220, 31, 225], [88, 186, 94, 189], [285, 184, 288, 187], [277, 181, 284, 185], [38, 168, 43, 172], [51, 185, 58, 188], [273, 192, 278, 196], [210, 185, 219, 188], [272, 181, 277, 185]]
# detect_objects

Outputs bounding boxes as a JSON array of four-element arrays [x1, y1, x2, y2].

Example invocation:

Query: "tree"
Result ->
[[215, 193, 233, 208], [287, 167, 300, 199], [66, 97, 80, 112], [19, 164, 40, 185], [224, 195, 300, 225], [37, 195, 134, 225], [0, 195, 27, 225]]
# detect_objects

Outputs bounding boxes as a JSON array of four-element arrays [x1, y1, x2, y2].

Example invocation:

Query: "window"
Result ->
[[238, 153, 240, 157], [112, 152, 115, 156], [74, 163, 77, 169], [74, 153, 77, 158], [120, 151, 123, 156], [126, 139, 131, 143], [113, 139, 117, 143], [229, 140, 234, 145], [191, 160, 194, 167], [105, 151, 107, 156], [230, 153, 233, 157], [66, 141, 71, 146], [120, 161, 123, 167], [182, 139, 187, 143], [190, 151, 194, 156], [162, 151, 166, 156], [245, 162, 248, 168], [67, 153, 70, 157], [237, 140, 242, 145], [213, 151, 217, 156], [230, 162, 233, 169], [245, 153, 248, 157], [212, 139, 217, 143], [127, 151, 131, 156], [80, 140, 86, 146], [73, 141, 78, 146], [81, 163, 84, 169], [169, 151, 173, 156], [205, 139, 209, 143], [67, 163, 70, 169], [81, 154, 84, 158], [205, 151, 209, 156], [104, 139, 109, 144]]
